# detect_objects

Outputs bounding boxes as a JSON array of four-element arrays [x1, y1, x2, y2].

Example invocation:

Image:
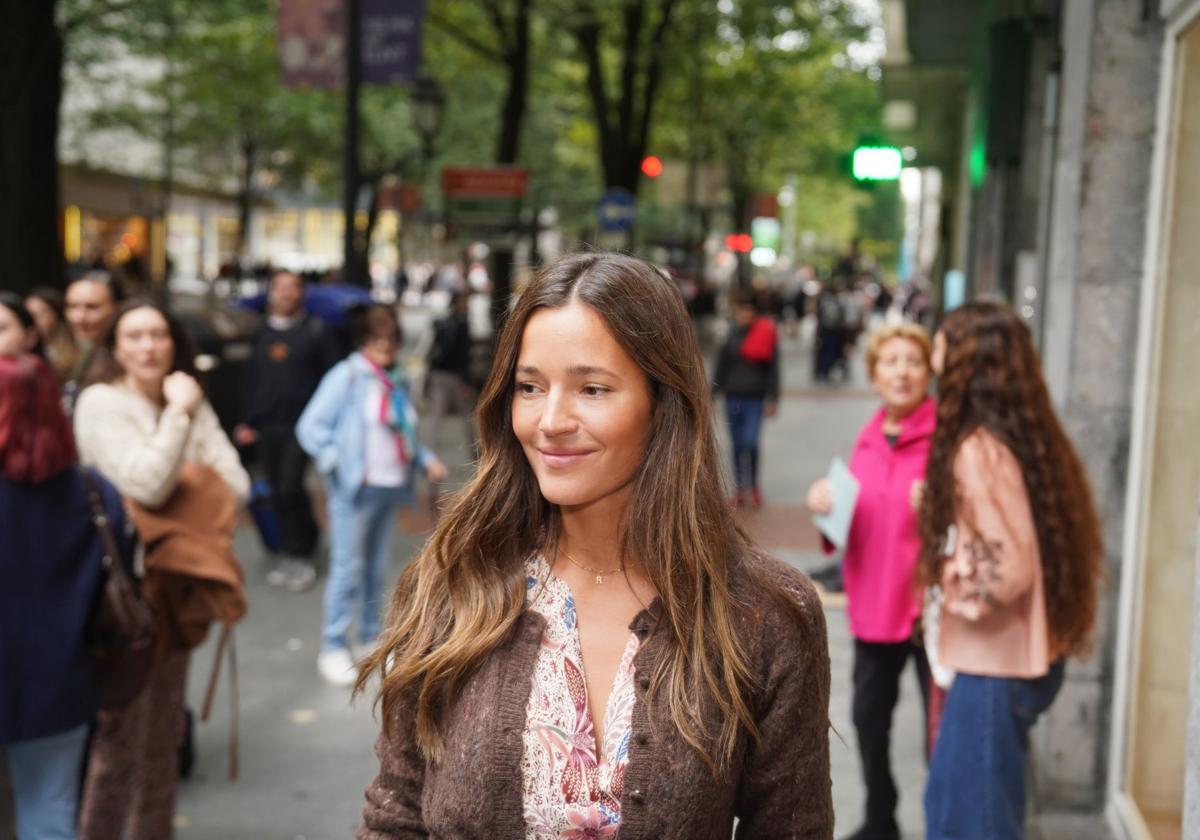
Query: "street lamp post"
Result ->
[[395, 75, 445, 283], [411, 75, 447, 164]]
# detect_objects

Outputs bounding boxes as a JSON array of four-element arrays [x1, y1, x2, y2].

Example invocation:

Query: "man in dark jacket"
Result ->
[[421, 292, 477, 455], [234, 271, 337, 591], [713, 297, 780, 508]]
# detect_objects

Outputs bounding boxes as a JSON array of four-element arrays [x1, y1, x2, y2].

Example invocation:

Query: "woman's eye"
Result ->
[[515, 382, 540, 395], [582, 385, 609, 397]]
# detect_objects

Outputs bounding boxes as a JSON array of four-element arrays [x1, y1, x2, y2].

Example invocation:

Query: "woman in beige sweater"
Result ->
[[74, 299, 248, 840], [918, 302, 1103, 839]]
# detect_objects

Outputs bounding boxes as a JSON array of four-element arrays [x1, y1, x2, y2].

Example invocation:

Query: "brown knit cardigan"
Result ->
[[358, 552, 833, 839]]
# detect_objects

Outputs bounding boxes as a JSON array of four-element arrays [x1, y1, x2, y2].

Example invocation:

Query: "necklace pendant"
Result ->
[[596, 574, 604, 584]]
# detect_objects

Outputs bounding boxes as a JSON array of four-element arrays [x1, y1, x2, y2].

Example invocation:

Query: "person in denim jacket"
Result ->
[[296, 304, 448, 686]]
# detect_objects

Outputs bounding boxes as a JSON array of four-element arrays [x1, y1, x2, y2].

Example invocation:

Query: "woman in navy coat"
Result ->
[[0, 353, 128, 840]]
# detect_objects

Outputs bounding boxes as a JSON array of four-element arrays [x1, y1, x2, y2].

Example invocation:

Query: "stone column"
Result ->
[[1032, 0, 1163, 815], [1187, 503, 1200, 838]]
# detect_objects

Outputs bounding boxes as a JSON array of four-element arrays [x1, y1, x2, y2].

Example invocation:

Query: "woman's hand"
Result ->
[[806, 477, 834, 516], [163, 372, 203, 416], [424, 456, 449, 484], [910, 479, 926, 512]]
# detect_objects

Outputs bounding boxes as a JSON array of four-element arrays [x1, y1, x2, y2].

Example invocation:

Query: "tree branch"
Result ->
[[60, 0, 142, 34], [635, 0, 678, 157], [481, 0, 513, 53], [573, 7, 616, 180], [427, 8, 506, 64], [618, 0, 644, 146]]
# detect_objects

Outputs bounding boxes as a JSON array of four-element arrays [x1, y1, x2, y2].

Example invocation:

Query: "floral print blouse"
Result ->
[[521, 556, 642, 839]]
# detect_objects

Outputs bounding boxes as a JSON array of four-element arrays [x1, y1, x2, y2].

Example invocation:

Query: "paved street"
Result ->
[[173, 312, 927, 839]]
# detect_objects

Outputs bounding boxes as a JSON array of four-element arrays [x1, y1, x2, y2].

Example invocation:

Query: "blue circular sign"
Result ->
[[597, 189, 636, 232]]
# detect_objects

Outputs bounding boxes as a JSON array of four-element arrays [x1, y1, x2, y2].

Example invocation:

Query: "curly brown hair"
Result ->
[[918, 301, 1103, 655]]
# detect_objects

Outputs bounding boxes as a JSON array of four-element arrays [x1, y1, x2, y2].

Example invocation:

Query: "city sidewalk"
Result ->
[[171, 314, 928, 838]]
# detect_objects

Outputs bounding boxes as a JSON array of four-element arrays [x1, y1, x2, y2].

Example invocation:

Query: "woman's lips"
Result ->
[[537, 449, 596, 469]]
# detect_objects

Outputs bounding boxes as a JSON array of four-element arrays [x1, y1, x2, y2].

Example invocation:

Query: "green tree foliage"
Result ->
[[55, 0, 886, 268]]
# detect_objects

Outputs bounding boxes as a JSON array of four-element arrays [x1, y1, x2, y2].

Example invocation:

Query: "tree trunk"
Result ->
[[574, 0, 679, 200], [490, 0, 532, 337], [728, 151, 753, 289], [495, 0, 530, 165], [361, 178, 381, 279], [0, 2, 65, 293], [236, 135, 257, 267]]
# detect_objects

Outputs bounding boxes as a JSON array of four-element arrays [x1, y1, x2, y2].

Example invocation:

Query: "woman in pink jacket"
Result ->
[[806, 322, 934, 840]]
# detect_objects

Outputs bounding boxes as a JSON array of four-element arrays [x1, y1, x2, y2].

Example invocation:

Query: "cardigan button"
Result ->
[[638, 677, 650, 691], [636, 734, 648, 747], [630, 789, 644, 804]]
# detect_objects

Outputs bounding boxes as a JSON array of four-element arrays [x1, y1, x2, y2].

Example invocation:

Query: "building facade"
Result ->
[[883, 1, 1199, 837]]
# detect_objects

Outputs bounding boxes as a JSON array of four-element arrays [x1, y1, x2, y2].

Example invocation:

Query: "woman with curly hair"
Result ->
[[919, 301, 1103, 839], [355, 252, 832, 839]]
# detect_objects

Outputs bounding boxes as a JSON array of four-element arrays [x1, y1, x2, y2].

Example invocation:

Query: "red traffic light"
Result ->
[[641, 155, 664, 178], [724, 233, 753, 253]]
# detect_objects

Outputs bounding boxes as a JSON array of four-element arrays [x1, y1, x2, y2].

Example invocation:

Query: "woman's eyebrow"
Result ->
[[515, 364, 618, 377]]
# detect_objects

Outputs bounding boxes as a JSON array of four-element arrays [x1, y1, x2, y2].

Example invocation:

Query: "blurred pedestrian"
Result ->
[[919, 302, 1103, 839], [838, 281, 865, 374], [422, 292, 477, 456], [814, 282, 845, 382], [296, 304, 448, 687], [805, 323, 935, 840], [64, 271, 125, 413], [234, 270, 336, 592], [75, 300, 249, 840], [0, 354, 128, 840], [713, 295, 780, 508], [0, 293, 41, 357], [25, 286, 81, 381], [355, 252, 832, 839]]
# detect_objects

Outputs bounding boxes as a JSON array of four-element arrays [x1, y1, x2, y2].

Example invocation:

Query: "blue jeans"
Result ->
[[6, 723, 89, 839], [925, 661, 1065, 839], [725, 395, 765, 491], [323, 484, 411, 652]]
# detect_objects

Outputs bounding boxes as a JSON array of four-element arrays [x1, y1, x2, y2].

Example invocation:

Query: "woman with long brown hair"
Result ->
[[356, 252, 832, 839], [918, 301, 1103, 839]]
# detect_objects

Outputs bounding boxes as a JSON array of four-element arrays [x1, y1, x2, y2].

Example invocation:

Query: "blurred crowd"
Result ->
[[1, 247, 1100, 840]]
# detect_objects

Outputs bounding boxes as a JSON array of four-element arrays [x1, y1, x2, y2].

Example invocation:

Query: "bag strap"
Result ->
[[200, 622, 240, 780], [80, 468, 125, 575]]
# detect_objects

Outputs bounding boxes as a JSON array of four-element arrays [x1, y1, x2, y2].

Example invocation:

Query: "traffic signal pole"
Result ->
[[342, 0, 363, 286]]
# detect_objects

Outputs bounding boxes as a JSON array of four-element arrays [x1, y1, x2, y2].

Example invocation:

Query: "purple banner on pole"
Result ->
[[361, 0, 425, 84]]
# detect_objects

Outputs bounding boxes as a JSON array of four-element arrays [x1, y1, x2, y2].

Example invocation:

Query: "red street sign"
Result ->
[[441, 168, 528, 198], [377, 183, 422, 214], [752, 193, 779, 219]]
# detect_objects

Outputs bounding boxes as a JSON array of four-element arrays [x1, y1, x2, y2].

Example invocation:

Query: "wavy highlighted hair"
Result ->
[[918, 301, 1103, 654], [359, 252, 792, 772]]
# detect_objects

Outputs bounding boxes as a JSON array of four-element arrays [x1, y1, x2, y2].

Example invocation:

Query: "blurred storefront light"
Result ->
[[852, 146, 904, 181]]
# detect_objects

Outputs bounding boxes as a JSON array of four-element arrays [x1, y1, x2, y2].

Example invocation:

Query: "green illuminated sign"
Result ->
[[852, 146, 903, 181]]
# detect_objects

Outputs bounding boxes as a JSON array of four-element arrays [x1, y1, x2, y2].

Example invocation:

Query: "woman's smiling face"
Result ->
[[511, 301, 653, 513]]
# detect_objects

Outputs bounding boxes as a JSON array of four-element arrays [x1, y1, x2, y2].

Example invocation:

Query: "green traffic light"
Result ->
[[852, 146, 903, 181]]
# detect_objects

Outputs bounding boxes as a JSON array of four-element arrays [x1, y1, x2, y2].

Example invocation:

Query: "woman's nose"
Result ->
[[538, 390, 576, 436]]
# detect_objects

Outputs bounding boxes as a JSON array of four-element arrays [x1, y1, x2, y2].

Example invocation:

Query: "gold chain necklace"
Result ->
[[560, 549, 623, 585]]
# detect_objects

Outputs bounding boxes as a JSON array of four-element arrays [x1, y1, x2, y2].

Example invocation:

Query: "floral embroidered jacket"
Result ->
[[520, 557, 640, 838]]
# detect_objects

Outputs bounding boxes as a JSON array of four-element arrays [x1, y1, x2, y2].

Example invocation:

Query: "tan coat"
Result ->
[[127, 462, 245, 650]]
